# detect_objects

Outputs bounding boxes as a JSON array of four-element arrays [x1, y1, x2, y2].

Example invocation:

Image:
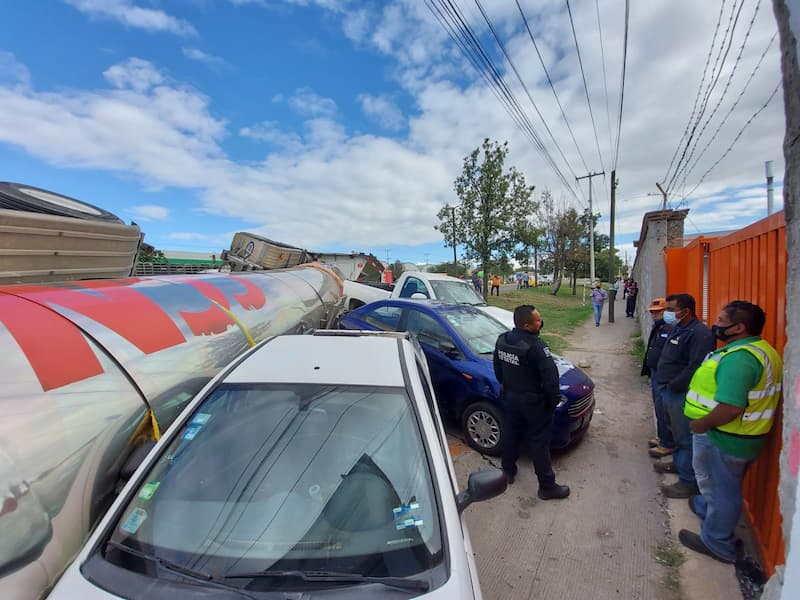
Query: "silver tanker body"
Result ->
[[0, 265, 343, 599]]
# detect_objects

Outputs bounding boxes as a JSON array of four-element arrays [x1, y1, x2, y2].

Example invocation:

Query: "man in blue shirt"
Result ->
[[655, 293, 716, 498]]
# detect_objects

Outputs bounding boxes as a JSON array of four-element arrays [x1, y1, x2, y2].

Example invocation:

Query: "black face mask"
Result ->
[[539, 319, 544, 331], [712, 323, 738, 341]]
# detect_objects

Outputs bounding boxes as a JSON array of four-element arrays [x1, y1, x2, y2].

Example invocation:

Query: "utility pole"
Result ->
[[424, 253, 430, 267], [609, 170, 617, 323], [576, 171, 605, 283], [656, 182, 668, 210]]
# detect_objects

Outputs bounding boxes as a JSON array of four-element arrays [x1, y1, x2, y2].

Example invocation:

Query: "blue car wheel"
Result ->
[[461, 401, 503, 456]]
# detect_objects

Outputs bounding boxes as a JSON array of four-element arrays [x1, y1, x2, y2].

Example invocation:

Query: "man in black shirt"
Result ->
[[641, 298, 675, 459], [655, 293, 716, 498], [493, 305, 569, 500]]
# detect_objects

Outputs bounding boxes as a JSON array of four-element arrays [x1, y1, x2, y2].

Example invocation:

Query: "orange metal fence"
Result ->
[[665, 210, 787, 574]]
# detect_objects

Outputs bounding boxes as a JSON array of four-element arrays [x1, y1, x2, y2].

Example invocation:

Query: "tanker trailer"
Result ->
[[0, 265, 343, 599]]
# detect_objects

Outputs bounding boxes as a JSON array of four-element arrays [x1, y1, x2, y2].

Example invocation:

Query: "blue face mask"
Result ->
[[663, 311, 678, 325]]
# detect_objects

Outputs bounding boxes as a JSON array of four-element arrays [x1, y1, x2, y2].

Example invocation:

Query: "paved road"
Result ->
[[448, 301, 740, 600]]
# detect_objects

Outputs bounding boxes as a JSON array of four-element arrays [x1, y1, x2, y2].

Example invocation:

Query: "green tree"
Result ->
[[390, 260, 406, 280], [437, 139, 536, 298], [428, 261, 468, 277], [137, 244, 166, 263]]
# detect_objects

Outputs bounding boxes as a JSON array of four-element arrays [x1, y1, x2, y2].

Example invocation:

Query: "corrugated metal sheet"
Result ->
[[666, 210, 787, 575]]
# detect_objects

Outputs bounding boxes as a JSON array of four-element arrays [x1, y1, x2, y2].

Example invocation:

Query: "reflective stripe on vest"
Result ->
[[684, 339, 782, 436]]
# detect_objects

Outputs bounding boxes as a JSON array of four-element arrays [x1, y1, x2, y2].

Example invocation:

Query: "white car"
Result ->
[[51, 331, 506, 599]]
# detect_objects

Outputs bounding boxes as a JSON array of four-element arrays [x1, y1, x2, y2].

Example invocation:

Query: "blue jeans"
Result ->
[[651, 369, 674, 449], [661, 386, 695, 486], [690, 434, 751, 561], [592, 303, 603, 324]]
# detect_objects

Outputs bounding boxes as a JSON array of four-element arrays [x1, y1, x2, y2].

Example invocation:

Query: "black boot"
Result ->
[[538, 484, 570, 500]]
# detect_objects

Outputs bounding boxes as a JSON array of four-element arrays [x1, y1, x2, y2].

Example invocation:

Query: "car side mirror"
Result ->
[[439, 340, 461, 358], [410, 292, 428, 299], [455, 468, 508, 513]]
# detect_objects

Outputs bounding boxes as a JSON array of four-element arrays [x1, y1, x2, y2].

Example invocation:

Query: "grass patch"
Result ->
[[487, 285, 592, 354], [653, 541, 686, 594], [631, 334, 645, 360]]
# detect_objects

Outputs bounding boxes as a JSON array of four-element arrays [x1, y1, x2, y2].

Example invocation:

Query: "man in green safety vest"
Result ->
[[678, 300, 782, 564]]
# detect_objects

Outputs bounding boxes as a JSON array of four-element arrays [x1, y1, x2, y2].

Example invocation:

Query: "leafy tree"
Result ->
[[137, 244, 166, 263], [514, 218, 548, 280], [429, 261, 468, 277], [437, 139, 536, 298]]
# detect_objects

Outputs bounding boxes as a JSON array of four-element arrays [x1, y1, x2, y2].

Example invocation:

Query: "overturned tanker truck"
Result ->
[[0, 265, 344, 599]]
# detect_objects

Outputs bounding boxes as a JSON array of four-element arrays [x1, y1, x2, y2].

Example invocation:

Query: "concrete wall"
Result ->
[[631, 209, 688, 341], [771, 1, 800, 598]]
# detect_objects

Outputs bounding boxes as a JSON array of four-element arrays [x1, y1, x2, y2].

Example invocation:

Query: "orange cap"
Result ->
[[648, 297, 666, 312]]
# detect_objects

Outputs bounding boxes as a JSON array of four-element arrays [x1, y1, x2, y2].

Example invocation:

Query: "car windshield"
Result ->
[[105, 383, 443, 583], [442, 310, 508, 354], [429, 280, 486, 305]]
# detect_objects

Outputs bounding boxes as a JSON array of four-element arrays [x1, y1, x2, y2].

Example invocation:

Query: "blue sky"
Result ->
[[0, 0, 786, 267]]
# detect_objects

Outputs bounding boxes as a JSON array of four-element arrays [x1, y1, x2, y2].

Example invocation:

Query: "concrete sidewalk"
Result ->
[[450, 299, 742, 600]]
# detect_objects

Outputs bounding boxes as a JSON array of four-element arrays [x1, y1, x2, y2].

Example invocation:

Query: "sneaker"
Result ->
[[661, 481, 700, 498], [538, 484, 570, 500], [595, 322, 600, 327], [653, 461, 678, 474], [678, 529, 734, 564], [648, 438, 660, 448], [649, 446, 675, 458]]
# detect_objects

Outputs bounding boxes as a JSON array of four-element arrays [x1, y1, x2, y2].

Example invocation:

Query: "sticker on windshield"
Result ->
[[191, 413, 212, 425], [182, 424, 202, 440], [393, 502, 423, 530], [138, 481, 160, 501], [121, 507, 148, 534]]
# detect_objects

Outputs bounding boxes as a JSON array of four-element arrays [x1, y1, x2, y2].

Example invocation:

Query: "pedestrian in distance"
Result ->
[[590, 282, 608, 326], [516, 272, 522, 289], [491, 274, 501, 296], [625, 280, 639, 317], [493, 305, 569, 500], [609, 277, 620, 303], [655, 293, 716, 498], [642, 298, 675, 461], [679, 301, 782, 564]]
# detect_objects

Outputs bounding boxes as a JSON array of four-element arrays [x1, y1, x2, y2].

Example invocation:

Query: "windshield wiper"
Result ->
[[105, 540, 256, 599], [225, 569, 430, 592]]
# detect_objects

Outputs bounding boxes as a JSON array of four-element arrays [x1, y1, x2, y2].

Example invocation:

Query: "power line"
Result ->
[[679, 80, 781, 203], [670, 0, 765, 193], [595, 0, 614, 164], [565, 0, 606, 172], [613, 0, 630, 172], [666, 0, 748, 192], [662, 0, 729, 184], [472, 0, 585, 196], [425, 0, 582, 201], [674, 31, 776, 196], [515, 0, 590, 175]]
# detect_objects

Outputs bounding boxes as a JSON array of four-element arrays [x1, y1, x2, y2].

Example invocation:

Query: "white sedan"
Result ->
[[50, 331, 506, 599]]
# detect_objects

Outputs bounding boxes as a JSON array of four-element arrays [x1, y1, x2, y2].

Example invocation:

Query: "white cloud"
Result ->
[[287, 87, 337, 117], [182, 48, 231, 70], [103, 58, 163, 91], [65, 0, 197, 36], [129, 204, 170, 221], [357, 94, 404, 131], [0, 51, 31, 89], [240, 121, 303, 150]]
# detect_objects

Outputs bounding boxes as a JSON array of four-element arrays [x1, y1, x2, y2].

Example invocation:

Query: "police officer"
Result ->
[[493, 305, 569, 500]]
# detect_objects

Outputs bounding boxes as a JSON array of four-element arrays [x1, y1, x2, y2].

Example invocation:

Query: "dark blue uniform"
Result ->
[[493, 328, 560, 488]]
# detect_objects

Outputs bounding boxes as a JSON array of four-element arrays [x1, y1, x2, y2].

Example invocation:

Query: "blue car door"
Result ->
[[403, 308, 472, 418]]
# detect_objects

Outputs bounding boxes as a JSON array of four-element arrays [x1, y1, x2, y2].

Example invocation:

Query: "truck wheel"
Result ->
[[461, 401, 503, 456], [0, 182, 124, 223]]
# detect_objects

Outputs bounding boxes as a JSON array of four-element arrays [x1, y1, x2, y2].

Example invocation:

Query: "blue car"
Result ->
[[338, 299, 595, 456]]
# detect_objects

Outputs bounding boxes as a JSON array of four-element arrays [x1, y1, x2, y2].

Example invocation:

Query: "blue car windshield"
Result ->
[[442, 310, 507, 354], [429, 280, 486, 305], [106, 383, 443, 581]]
